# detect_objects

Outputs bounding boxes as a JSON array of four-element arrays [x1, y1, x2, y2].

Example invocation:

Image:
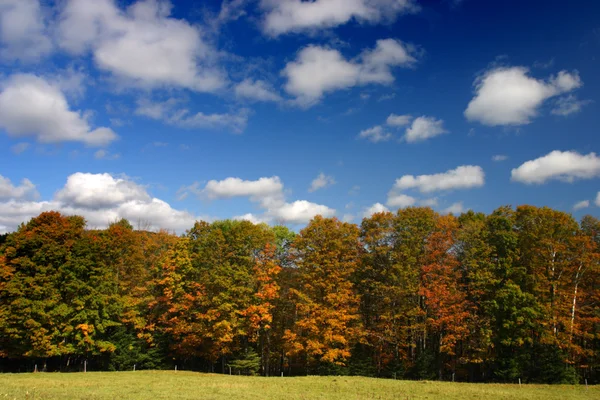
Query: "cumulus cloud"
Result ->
[[573, 200, 590, 211], [135, 98, 249, 133], [386, 113, 412, 127], [359, 113, 414, 143], [184, 176, 335, 224], [202, 176, 285, 206], [0, 175, 39, 200], [386, 193, 416, 208], [309, 173, 336, 192], [358, 126, 392, 143], [0, 0, 52, 62], [283, 39, 417, 106], [511, 150, 600, 184], [362, 202, 390, 218], [492, 154, 508, 162], [260, 0, 419, 36], [0, 172, 206, 233], [0, 200, 52, 234], [268, 200, 335, 224], [234, 79, 281, 102], [465, 66, 583, 126], [56, 0, 225, 91], [360, 114, 446, 144], [404, 116, 447, 142], [393, 165, 485, 193], [55, 173, 150, 209], [0, 74, 118, 146], [596, 193, 600, 208]]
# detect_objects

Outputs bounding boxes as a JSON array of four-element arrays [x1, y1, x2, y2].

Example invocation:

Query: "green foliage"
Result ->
[[105, 326, 166, 371], [228, 348, 261, 375]]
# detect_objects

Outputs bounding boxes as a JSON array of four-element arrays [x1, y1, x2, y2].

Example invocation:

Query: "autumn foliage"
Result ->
[[1, 207, 599, 383]]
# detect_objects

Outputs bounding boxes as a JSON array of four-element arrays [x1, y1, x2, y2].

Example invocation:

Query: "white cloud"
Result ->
[[492, 154, 508, 162], [358, 125, 392, 143], [394, 165, 485, 193], [46, 68, 88, 99], [596, 193, 600, 208], [55, 173, 150, 210], [309, 173, 336, 192], [359, 113, 414, 143], [235, 79, 281, 102], [511, 150, 600, 184], [360, 38, 418, 82], [0, 200, 52, 234], [551, 95, 591, 116], [283, 39, 417, 106], [362, 202, 390, 218], [386, 193, 416, 208], [404, 116, 447, 142], [56, 0, 225, 91], [0, 0, 52, 62], [233, 213, 266, 225], [573, 200, 590, 211], [283, 46, 360, 106], [202, 176, 284, 207], [386, 113, 412, 127], [111, 197, 202, 231], [0, 74, 118, 146], [260, 0, 418, 36], [443, 202, 464, 215], [185, 176, 335, 225], [0, 172, 206, 233], [268, 200, 335, 224], [135, 98, 249, 133], [0, 175, 39, 200], [465, 66, 583, 126]]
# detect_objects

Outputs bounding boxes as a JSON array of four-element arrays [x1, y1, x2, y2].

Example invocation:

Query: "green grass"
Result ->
[[0, 371, 597, 399]]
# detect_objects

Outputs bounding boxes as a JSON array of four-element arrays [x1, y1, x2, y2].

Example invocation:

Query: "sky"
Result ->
[[0, 0, 599, 233]]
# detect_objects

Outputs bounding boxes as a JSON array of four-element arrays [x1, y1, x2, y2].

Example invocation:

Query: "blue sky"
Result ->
[[0, 0, 599, 233]]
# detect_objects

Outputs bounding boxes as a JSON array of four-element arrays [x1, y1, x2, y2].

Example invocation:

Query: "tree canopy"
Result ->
[[1, 208, 599, 383]]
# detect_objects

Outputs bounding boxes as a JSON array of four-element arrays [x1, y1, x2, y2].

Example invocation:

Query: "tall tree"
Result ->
[[285, 216, 363, 370], [420, 214, 471, 380]]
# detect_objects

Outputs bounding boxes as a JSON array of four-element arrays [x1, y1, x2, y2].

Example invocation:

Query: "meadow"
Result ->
[[0, 371, 597, 400]]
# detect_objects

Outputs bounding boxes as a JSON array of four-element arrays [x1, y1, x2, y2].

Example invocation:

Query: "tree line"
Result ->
[[0, 206, 599, 384]]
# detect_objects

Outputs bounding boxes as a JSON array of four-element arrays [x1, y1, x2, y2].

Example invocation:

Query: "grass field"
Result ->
[[0, 371, 597, 399]]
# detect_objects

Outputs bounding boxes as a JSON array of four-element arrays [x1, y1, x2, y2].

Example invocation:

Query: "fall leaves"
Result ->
[[0, 208, 599, 383]]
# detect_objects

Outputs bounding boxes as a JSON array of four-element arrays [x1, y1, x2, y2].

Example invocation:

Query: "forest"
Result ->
[[0, 206, 599, 384]]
